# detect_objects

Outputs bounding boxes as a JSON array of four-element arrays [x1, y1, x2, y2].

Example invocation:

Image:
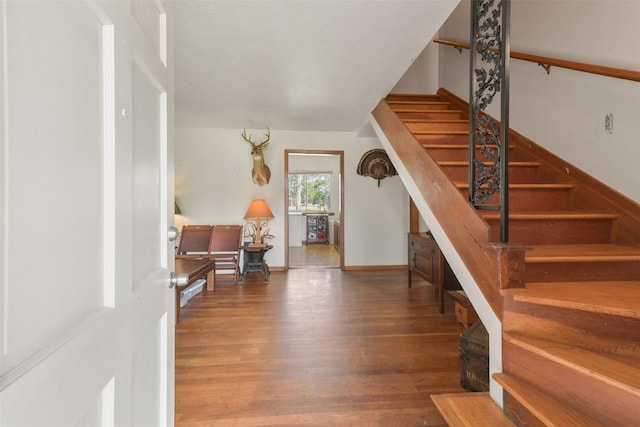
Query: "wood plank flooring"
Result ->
[[175, 269, 466, 426], [289, 244, 341, 268]]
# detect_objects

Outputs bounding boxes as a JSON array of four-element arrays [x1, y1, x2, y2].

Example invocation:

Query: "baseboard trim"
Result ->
[[343, 265, 407, 271], [271, 265, 408, 272]]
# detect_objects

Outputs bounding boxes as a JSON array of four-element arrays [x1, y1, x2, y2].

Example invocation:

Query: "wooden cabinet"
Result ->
[[408, 232, 462, 313], [408, 232, 438, 284], [306, 214, 329, 244]]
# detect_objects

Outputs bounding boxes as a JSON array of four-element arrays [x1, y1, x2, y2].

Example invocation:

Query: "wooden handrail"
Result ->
[[433, 38, 640, 83]]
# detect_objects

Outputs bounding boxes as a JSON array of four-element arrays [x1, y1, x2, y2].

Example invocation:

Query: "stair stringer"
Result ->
[[369, 109, 506, 407]]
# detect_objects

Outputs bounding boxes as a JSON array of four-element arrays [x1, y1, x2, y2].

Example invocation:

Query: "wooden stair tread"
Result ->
[[504, 332, 640, 391], [392, 107, 462, 114], [413, 130, 469, 135], [402, 119, 468, 124], [387, 102, 450, 109], [494, 373, 607, 427], [422, 143, 516, 150], [457, 183, 574, 190], [479, 211, 618, 220], [387, 100, 443, 103], [438, 161, 540, 167], [431, 393, 513, 427], [385, 98, 446, 104], [503, 281, 640, 319], [386, 93, 441, 96], [525, 243, 640, 262]]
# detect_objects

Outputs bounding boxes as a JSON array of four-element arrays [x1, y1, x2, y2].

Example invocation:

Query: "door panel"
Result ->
[[132, 318, 163, 426], [132, 62, 163, 286], [131, 0, 167, 66], [0, 1, 174, 425], [2, 0, 105, 376]]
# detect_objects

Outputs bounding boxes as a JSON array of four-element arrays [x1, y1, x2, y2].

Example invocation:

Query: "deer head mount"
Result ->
[[241, 128, 271, 186]]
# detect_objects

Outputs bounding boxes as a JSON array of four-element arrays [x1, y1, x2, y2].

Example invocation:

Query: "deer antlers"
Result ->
[[241, 127, 271, 186], [241, 128, 270, 150]]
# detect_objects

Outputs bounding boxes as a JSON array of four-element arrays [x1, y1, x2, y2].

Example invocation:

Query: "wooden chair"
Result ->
[[176, 225, 212, 257], [208, 225, 243, 282]]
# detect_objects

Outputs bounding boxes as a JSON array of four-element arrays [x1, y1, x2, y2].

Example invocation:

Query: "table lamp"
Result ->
[[244, 199, 274, 247]]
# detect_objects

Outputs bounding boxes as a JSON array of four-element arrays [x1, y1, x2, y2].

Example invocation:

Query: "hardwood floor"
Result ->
[[289, 244, 341, 268], [175, 269, 466, 426]]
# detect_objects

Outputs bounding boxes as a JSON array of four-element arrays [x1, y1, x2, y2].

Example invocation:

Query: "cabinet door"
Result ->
[[408, 233, 439, 285], [412, 250, 434, 283]]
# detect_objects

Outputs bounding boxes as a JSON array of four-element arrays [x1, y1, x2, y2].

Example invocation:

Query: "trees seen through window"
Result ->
[[288, 172, 331, 212]]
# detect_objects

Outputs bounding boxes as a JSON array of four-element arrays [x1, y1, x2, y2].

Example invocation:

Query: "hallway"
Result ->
[[175, 269, 465, 426], [288, 244, 341, 268]]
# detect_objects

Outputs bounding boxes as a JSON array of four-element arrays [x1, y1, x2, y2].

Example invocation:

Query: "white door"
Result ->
[[0, 1, 175, 426]]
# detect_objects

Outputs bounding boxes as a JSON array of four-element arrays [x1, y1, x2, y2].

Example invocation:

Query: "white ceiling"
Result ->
[[173, 0, 459, 132]]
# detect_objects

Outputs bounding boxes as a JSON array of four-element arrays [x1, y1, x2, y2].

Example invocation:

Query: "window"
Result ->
[[288, 172, 331, 212]]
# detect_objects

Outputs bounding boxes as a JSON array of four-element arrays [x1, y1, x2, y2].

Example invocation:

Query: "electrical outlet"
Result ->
[[605, 113, 614, 134]]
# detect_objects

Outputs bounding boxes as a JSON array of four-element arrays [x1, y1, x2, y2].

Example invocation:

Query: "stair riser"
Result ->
[[503, 301, 640, 361], [406, 121, 469, 132], [461, 188, 572, 211], [419, 134, 470, 146], [503, 340, 639, 426], [385, 95, 444, 103], [484, 218, 613, 244], [387, 102, 452, 111], [524, 260, 640, 282], [422, 145, 515, 161], [496, 372, 609, 427], [424, 147, 471, 161], [396, 111, 463, 120], [441, 165, 540, 184], [502, 393, 548, 427]]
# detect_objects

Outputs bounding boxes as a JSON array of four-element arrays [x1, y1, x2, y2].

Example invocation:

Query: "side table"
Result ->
[[174, 258, 216, 322], [239, 243, 272, 282]]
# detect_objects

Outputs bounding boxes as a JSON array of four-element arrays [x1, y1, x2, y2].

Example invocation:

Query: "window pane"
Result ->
[[288, 172, 331, 212]]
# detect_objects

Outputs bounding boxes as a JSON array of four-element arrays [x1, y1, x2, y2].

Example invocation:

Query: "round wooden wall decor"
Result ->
[[356, 149, 398, 187]]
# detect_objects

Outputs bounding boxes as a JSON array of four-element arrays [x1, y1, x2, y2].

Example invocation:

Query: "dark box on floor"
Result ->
[[460, 320, 489, 392]]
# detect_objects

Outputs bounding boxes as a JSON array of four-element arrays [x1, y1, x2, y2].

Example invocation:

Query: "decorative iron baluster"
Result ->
[[469, 0, 510, 242]]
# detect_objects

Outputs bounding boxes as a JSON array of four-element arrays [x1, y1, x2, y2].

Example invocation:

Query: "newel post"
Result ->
[[486, 242, 527, 290]]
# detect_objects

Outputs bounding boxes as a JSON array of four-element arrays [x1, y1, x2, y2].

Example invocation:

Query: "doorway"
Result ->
[[284, 150, 344, 269]]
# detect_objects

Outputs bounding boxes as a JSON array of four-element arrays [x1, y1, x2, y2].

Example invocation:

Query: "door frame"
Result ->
[[284, 150, 344, 269]]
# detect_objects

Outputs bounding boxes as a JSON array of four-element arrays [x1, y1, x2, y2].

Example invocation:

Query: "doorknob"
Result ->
[[168, 225, 179, 241], [169, 272, 189, 289]]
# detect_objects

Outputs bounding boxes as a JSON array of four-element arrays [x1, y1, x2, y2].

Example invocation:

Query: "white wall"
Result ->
[[391, 41, 441, 94], [439, 0, 640, 203], [175, 128, 409, 268], [390, 39, 443, 233]]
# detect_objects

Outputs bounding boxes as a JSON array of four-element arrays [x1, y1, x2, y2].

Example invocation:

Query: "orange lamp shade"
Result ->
[[244, 199, 274, 220]]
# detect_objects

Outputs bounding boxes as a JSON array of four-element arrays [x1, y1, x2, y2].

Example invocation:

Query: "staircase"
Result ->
[[372, 89, 640, 426]]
